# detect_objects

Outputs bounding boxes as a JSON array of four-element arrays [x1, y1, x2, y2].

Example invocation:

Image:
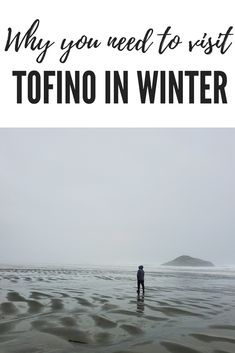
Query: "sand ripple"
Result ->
[[161, 341, 202, 353], [91, 315, 117, 328], [120, 324, 143, 335], [7, 291, 26, 302], [1, 302, 18, 314], [191, 333, 235, 344]]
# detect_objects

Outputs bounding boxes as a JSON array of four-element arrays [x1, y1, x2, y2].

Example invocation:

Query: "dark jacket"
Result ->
[[137, 269, 144, 281]]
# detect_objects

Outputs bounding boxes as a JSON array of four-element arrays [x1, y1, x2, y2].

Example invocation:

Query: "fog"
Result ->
[[0, 129, 234, 266]]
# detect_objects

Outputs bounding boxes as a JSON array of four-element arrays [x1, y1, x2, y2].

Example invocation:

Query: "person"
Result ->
[[137, 265, 145, 295]]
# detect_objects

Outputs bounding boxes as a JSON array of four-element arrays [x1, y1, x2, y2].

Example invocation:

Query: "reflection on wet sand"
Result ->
[[136, 295, 145, 313]]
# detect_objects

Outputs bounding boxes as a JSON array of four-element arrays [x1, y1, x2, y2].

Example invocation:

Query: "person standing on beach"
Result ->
[[137, 265, 145, 295]]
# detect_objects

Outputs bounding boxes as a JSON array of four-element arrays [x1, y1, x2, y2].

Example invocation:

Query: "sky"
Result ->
[[0, 129, 234, 266]]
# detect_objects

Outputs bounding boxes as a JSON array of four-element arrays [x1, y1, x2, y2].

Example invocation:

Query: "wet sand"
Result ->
[[0, 266, 235, 353]]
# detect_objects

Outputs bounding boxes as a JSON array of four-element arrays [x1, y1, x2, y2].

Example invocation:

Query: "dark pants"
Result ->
[[137, 280, 145, 294]]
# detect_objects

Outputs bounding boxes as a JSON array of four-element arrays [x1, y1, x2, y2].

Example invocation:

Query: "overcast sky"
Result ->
[[0, 129, 234, 266]]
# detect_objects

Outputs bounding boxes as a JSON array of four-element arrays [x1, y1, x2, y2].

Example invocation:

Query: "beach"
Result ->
[[0, 265, 235, 353]]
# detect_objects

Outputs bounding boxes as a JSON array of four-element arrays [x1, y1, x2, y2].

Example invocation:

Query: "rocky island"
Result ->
[[162, 255, 214, 267]]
